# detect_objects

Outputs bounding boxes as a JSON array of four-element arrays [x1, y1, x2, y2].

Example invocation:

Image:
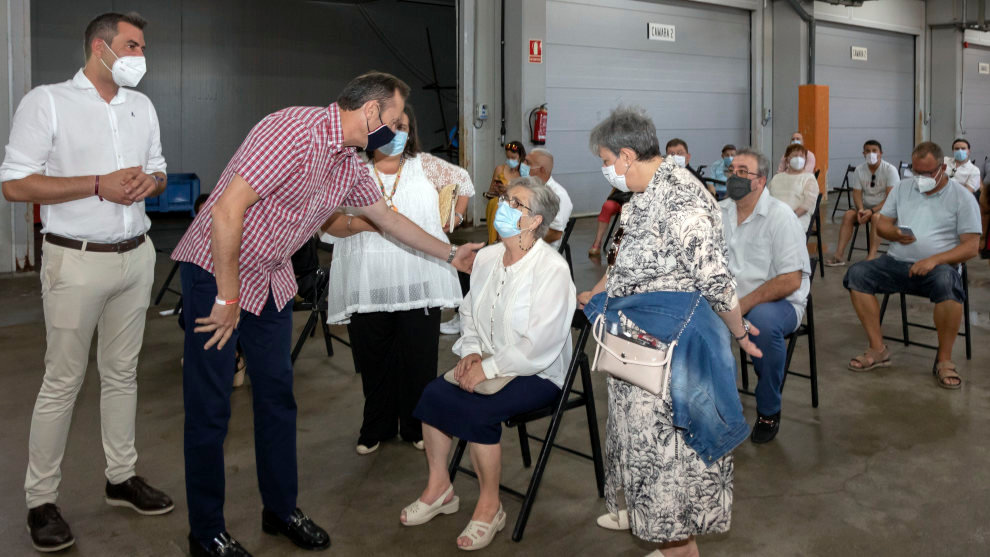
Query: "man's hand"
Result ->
[[456, 359, 487, 393], [194, 302, 241, 350], [857, 208, 872, 224], [451, 242, 484, 273], [98, 166, 143, 205], [894, 229, 917, 245], [909, 256, 939, 277], [124, 172, 160, 202], [577, 290, 594, 309]]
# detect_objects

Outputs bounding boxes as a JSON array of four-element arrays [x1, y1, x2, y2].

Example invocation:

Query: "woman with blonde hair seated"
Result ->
[[400, 176, 576, 551]]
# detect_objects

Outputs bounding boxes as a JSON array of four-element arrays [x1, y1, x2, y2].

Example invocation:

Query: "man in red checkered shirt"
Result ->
[[172, 71, 481, 557]]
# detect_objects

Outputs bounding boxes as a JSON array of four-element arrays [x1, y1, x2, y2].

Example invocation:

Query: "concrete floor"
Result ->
[[1, 201, 989, 557]]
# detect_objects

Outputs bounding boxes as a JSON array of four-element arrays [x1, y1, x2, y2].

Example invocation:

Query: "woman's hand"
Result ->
[[577, 290, 594, 309], [737, 323, 763, 359], [456, 358, 487, 393], [454, 353, 482, 380]]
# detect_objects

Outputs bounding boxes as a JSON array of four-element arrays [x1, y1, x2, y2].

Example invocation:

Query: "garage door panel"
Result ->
[[547, 0, 751, 214], [962, 47, 990, 166], [815, 22, 915, 189]]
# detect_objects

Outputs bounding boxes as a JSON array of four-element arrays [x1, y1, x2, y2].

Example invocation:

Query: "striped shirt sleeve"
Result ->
[[234, 115, 312, 199]]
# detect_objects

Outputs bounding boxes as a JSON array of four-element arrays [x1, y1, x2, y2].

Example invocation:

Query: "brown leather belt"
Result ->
[[44, 233, 146, 253]]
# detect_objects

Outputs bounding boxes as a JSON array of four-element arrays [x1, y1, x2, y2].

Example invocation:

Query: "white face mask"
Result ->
[[915, 175, 939, 193], [791, 138, 803, 145], [789, 156, 806, 171], [602, 159, 630, 193], [672, 155, 687, 168], [101, 41, 146, 87], [865, 152, 879, 165]]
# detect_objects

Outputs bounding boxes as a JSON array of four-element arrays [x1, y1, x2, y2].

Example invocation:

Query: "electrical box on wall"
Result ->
[[475, 103, 489, 120]]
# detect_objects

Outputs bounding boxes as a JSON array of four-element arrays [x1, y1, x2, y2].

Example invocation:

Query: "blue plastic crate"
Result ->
[[144, 173, 200, 217]]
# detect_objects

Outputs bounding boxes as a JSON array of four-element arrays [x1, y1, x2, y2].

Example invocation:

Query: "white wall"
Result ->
[[0, 0, 31, 274]]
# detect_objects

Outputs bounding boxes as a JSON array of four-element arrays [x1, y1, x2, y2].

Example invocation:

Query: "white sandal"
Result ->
[[400, 484, 460, 526], [457, 505, 506, 551], [596, 509, 629, 530]]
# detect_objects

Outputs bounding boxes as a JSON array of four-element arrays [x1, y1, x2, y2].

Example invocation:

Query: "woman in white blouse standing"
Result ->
[[401, 177, 575, 551], [768, 143, 820, 231], [323, 104, 474, 455]]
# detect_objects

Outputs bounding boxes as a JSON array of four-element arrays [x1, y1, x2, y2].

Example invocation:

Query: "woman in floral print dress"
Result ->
[[578, 107, 762, 557]]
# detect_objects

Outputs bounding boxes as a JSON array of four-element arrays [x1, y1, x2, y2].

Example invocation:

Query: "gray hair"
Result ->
[[588, 106, 661, 160], [735, 147, 770, 177], [507, 176, 558, 239]]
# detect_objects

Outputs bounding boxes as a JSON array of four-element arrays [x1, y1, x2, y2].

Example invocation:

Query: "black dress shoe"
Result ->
[[262, 507, 330, 551], [105, 476, 175, 515], [751, 412, 781, 444], [27, 504, 75, 553], [189, 532, 252, 557]]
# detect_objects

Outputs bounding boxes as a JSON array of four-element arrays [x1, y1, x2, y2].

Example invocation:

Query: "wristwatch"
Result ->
[[446, 244, 458, 264]]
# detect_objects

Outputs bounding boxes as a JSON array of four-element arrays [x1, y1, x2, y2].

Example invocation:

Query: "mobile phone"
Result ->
[[898, 225, 915, 237]]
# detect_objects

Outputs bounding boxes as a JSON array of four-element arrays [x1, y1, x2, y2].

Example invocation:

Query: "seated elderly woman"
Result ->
[[768, 143, 820, 231], [400, 176, 576, 551]]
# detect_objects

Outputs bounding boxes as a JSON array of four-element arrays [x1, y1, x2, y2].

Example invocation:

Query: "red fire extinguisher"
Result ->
[[530, 104, 548, 145]]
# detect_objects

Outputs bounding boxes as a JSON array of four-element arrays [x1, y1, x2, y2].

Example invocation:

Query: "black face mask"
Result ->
[[365, 109, 396, 153], [726, 175, 754, 201]]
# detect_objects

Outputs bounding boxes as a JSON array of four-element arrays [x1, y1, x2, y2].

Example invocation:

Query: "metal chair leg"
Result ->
[[448, 439, 468, 482], [807, 303, 819, 408], [291, 312, 318, 364], [739, 347, 750, 391], [963, 265, 972, 360], [154, 261, 181, 305], [899, 293, 910, 346], [847, 223, 860, 262], [517, 423, 532, 468], [579, 354, 605, 497], [320, 310, 334, 357]]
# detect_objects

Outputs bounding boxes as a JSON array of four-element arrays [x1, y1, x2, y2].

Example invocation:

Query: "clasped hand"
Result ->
[[453, 353, 486, 392], [99, 166, 160, 206]]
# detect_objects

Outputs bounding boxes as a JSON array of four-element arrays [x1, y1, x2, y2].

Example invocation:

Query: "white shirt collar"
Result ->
[[71, 68, 128, 104]]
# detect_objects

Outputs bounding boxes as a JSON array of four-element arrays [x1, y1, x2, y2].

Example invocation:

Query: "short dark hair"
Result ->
[[721, 144, 736, 154], [665, 138, 689, 153], [863, 139, 883, 152], [912, 141, 944, 163], [505, 141, 526, 160], [84, 12, 147, 59], [785, 143, 807, 158], [402, 103, 421, 157], [337, 71, 410, 111], [952, 137, 971, 150]]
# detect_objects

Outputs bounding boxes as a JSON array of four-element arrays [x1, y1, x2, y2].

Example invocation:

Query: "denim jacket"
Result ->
[[585, 290, 749, 465]]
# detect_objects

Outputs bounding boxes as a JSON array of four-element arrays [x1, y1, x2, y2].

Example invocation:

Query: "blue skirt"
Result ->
[[413, 374, 561, 445]]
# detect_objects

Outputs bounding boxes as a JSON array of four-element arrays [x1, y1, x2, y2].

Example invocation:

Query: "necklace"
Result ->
[[373, 155, 405, 212], [517, 234, 536, 252]]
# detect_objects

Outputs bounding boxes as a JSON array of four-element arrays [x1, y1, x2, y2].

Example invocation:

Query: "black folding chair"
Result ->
[[447, 310, 605, 542], [703, 177, 727, 201], [739, 258, 819, 407], [601, 213, 620, 256], [830, 165, 856, 222], [806, 193, 825, 278], [898, 161, 912, 179], [846, 220, 887, 262], [557, 217, 577, 278], [290, 241, 350, 364], [878, 262, 972, 362]]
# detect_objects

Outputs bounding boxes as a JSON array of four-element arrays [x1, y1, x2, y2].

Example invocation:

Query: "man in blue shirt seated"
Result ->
[[720, 148, 811, 444], [707, 144, 736, 197], [843, 142, 981, 389]]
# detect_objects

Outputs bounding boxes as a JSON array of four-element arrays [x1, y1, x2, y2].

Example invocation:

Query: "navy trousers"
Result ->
[[180, 263, 297, 544]]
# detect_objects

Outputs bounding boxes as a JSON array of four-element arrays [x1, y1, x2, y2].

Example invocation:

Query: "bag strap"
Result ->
[[671, 293, 703, 345]]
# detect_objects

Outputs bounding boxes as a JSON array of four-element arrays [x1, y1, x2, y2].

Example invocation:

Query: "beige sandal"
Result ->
[[400, 484, 460, 526], [457, 505, 506, 551], [596, 509, 629, 530], [934, 361, 962, 390], [848, 345, 891, 372]]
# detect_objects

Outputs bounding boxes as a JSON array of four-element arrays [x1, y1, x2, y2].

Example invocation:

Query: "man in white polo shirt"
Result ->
[[525, 148, 572, 249], [844, 142, 981, 390], [720, 148, 811, 444], [0, 12, 172, 553], [825, 139, 900, 266]]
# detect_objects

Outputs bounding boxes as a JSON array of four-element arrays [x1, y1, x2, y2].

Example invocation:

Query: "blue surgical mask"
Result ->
[[954, 149, 968, 162], [722, 156, 733, 166], [519, 163, 531, 177], [506, 158, 520, 169], [493, 201, 524, 238], [377, 130, 408, 156]]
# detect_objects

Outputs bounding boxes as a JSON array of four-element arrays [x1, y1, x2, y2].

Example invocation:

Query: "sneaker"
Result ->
[[356, 442, 380, 455], [105, 476, 174, 515], [411, 440, 425, 451], [27, 504, 74, 553], [750, 412, 781, 444], [440, 314, 461, 335]]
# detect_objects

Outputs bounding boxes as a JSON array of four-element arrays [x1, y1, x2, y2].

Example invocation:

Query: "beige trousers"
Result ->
[[25, 238, 155, 508]]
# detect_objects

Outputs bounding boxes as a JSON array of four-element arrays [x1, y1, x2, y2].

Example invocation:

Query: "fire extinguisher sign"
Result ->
[[529, 39, 543, 63]]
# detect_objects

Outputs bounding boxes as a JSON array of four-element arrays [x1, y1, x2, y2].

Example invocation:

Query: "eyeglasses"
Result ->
[[499, 194, 531, 212], [607, 227, 625, 266], [725, 167, 762, 178], [913, 166, 942, 178]]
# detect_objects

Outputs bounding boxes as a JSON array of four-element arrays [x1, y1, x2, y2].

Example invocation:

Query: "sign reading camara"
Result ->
[[648, 22, 675, 42]]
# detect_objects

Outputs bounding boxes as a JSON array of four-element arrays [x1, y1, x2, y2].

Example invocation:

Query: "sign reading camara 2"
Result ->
[[851, 46, 868, 61], [980, 62, 990, 75], [647, 22, 675, 42]]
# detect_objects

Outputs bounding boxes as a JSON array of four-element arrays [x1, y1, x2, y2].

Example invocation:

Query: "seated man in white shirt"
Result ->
[[707, 144, 736, 198], [720, 148, 811, 444], [825, 140, 900, 266], [525, 148, 573, 249], [843, 142, 981, 390], [944, 138, 982, 195], [777, 131, 816, 174]]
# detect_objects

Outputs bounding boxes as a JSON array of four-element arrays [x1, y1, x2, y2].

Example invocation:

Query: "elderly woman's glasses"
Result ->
[[607, 227, 625, 266], [499, 194, 530, 212]]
